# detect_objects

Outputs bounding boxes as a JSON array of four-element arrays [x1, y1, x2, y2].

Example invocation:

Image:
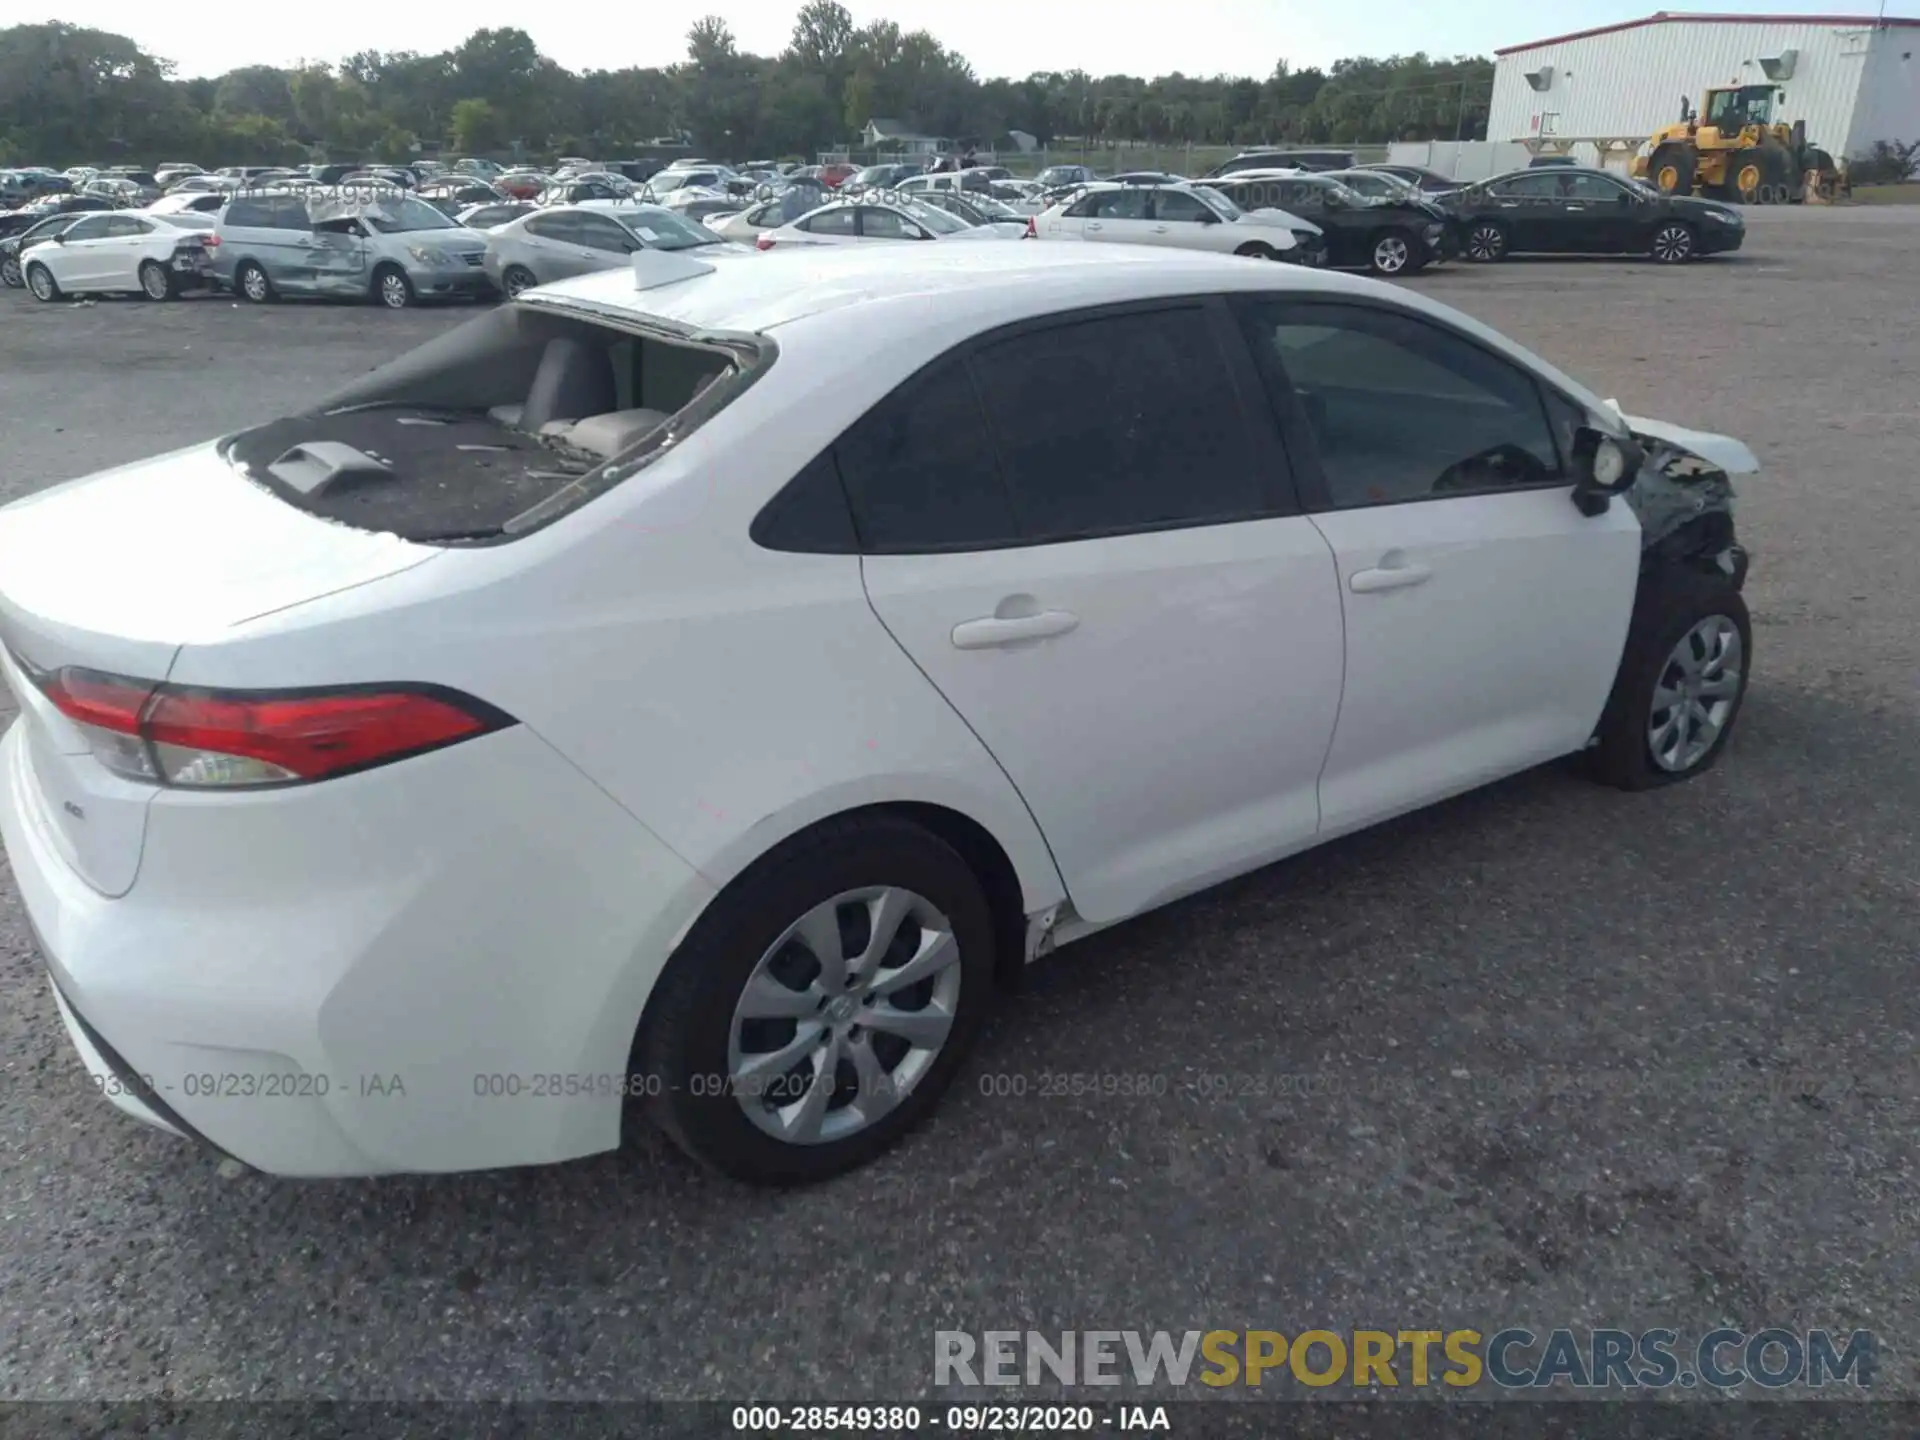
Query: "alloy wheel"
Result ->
[[0, 256, 19, 288], [241, 266, 269, 302], [727, 886, 963, 1146], [503, 267, 534, 298], [1467, 225, 1505, 261], [1373, 236, 1410, 273], [27, 267, 54, 301], [379, 271, 411, 308], [1651, 224, 1694, 263], [141, 264, 170, 300], [1648, 615, 1743, 772]]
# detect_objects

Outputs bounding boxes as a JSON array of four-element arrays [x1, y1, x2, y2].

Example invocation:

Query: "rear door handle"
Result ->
[[1152, 225, 1169, 233], [951, 610, 1080, 649], [1349, 561, 1433, 594]]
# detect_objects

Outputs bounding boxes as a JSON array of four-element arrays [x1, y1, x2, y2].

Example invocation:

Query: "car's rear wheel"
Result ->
[[634, 815, 998, 1185], [1369, 229, 1416, 275], [138, 260, 174, 301], [501, 264, 537, 298], [1650, 221, 1696, 264], [24, 263, 60, 302], [0, 255, 21, 289], [1464, 221, 1508, 262], [235, 261, 274, 303], [1587, 569, 1751, 790], [373, 264, 414, 309]]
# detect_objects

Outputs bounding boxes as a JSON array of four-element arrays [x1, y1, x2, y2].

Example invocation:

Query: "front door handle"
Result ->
[[1152, 225, 1169, 233], [951, 610, 1080, 649], [1349, 560, 1433, 594], [1086, 222, 1104, 232]]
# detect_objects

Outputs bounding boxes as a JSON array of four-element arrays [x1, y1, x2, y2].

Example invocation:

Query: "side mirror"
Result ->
[[1570, 425, 1643, 515]]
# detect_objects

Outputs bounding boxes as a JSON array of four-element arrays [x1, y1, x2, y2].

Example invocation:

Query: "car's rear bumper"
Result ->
[[0, 718, 715, 1177]]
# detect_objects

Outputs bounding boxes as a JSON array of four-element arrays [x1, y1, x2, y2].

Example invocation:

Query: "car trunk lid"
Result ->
[[0, 443, 440, 895]]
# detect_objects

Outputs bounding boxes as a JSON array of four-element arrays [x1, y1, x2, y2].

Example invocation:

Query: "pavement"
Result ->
[[0, 208, 1916, 1404]]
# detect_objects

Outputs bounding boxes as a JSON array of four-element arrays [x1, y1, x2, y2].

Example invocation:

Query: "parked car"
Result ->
[[482, 202, 732, 296], [845, 162, 926, 194], [453, 158, 507, 181], [1325, 167, 1421, 201], [1205, 149, 1357, 177], [705, 186, 831, 244], [1033, 164, 1098, 189], [496, 170, 552, 200], [1358, 163, 1462, 195], [1106, 171, 1185, 186], [0, 242, 1756, 1184], [341, 168, 416, 191], [818, 162, 858, 188], [213, 189, 493, 308], [639, 167, 733, 201], [1, 169, 70, 206], [19, 209, 216, 301], [1446, 167, 1744, 264], [167, 175, 239, 195], [541, 177, 631, 205], [1202, 172, 1452, 275], [144, 190, 229, 219], [755, 196, 1025, 250], [308, 164, 362, 185], [418, 181, 507, 217], [1529, 155, 1580, 168], [82, 177, 160, 207], [0, 195, 114, 240], [455, 200, 536, 232], [1030, 181, 1312, 263], [909, 190, 1030, 230], [0, 213, 91, 288]]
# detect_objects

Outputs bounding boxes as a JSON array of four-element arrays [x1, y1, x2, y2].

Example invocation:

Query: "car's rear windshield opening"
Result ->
[[221, 303, 757, 542]]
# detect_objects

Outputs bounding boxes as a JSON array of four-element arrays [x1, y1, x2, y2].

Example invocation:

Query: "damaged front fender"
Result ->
[[1605, 402, 1753, 584]]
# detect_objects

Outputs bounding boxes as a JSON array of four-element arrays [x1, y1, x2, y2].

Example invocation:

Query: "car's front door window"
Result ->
[[1237, 300, 1566, 506]]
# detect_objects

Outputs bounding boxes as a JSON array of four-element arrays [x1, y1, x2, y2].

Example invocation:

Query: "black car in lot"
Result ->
[[1205, 148, 1356, 177], [1200, 172, 1452, 275], [1356, 162, 1461, 195], [0, 194, 114, 243], [0, 212, 91, 288], [1445, 167, 1745, 265]]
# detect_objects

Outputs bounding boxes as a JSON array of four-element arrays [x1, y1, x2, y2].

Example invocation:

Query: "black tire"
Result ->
[[1232, 241, 1274, 260], [1463, 220, 1508, 263], [1647, 143, 1696, 197], [1586, 568, 1751, 791], [501, 264, 537, 298], [138, 260, 175, 301], [1649, 220, 1696, 264], [235, 261, 274, 303], [1368, 227, 1420, 275], [24, 262, 60, 303], [372, 264, 414, 309], [0, 255, 21, 289], [633, 814, 999, 1185]]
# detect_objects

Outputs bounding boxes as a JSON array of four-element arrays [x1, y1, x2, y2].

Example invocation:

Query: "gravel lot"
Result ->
[[1, 208, 1917, 1405]]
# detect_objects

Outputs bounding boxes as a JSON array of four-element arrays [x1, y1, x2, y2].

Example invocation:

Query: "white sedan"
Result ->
[[755, 195, 1026, 250], [21, 209, 217, 301], [0, 243, 1754, 1186], [1033, 180, 1315, 261]]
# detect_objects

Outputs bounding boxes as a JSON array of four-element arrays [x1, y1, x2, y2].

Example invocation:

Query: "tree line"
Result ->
[[0, 6, 1493, 168]]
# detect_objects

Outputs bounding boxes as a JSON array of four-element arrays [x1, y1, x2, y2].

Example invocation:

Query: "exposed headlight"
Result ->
[[1704, 209, 1740, 225]]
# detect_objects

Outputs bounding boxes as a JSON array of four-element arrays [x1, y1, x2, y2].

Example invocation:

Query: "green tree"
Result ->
[[449, 96, 500, 153]]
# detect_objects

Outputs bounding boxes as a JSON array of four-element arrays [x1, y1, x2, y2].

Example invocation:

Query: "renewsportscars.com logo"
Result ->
[[935, 1328, 1876, 1391]]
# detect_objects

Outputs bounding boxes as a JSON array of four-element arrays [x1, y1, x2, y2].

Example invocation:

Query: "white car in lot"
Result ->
[[21, 209, 216, 301], [755, 195, 1025, 250], [0, 243, 1755, 1186], [1033, 180, 1316, 261]]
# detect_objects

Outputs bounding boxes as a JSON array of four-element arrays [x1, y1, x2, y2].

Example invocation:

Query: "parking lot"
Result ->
[[1, 206, 1917, 1403]]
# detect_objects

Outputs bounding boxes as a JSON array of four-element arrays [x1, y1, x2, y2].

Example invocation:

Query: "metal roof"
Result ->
[[1496, 10, 1920, 55]]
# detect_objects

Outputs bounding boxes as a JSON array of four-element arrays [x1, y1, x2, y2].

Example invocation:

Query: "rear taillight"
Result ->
[[204, 232, 220, 248], [1024, 216, 1037, 238], [756, 235, 776, 250], [27, 663, 512, 788]]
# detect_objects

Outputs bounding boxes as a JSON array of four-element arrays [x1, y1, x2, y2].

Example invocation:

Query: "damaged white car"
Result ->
[[0, 244, 1752, 1186]]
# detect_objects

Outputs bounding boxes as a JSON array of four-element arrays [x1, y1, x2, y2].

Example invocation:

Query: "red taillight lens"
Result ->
[[1024, 216, 1037, 238], [756, 235, 776, 250], [28, 662, 512, 788]]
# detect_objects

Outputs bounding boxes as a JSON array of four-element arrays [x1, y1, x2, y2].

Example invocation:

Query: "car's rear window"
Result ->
[[219, 304, 765, 543]]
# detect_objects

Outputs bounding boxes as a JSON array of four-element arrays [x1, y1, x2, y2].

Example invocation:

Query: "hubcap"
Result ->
[[1655, 226, 1691, 261], [243, 269, 266, 300], [382, 274, 408, 306], [506, 270, 530, 296], [1376, 237, 1409, 272], [727, 886, 962, 1146], [2, 259, 19, 285], [1470, 227, 1501, 259], [143, 268, 166, 298], [1648, 615, 1743, 773], [28, 270, 51, 299]]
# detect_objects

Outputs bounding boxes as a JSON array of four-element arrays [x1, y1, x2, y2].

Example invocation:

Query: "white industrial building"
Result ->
[[1487, 11, 1920, 159]]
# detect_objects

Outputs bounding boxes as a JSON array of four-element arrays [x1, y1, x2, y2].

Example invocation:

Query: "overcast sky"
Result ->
[[29, 0, 1920, 79]]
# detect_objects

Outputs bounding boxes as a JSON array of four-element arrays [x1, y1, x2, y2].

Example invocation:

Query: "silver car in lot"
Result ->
[[212, 188, 492, 309], [481, 203, 734, 298]]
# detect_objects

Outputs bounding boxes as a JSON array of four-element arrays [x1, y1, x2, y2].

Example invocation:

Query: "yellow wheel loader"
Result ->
[[1630, 84, 1849, 205]]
